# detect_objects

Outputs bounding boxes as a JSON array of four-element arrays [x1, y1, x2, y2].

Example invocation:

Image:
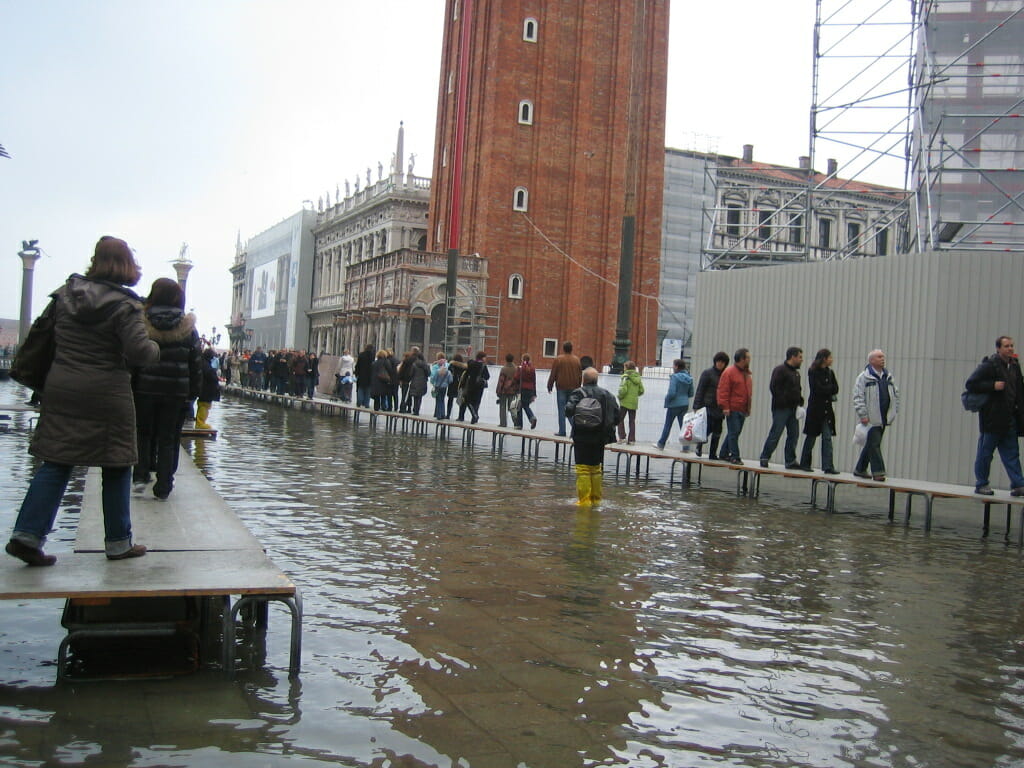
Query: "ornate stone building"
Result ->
[[308, 124, 488, 356]]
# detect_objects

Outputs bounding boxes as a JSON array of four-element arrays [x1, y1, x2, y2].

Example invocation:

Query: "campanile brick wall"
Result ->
[[428, 0, 669, 367]]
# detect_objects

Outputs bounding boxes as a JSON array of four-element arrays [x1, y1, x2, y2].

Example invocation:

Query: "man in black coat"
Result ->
[[759, 346, 804, 469], [965, 335, 1024, 495], [566, 367, 620, 505], [354, 344, 375, 408]]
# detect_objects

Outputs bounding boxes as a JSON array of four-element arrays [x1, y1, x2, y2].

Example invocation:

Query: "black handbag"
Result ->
[[11, 299, 57, 391]]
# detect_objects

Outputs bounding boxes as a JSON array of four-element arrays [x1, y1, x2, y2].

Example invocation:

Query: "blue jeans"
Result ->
[[521, 391, 537, 426], [556, 389, 571, 435], [657, 406, 688, 448], [975, 430, 1024, 489], [855, 425, 886, 475], [12, 461, 133, 556], [723, 411, 746, 459], [433, 386, 448, 419], [799, 423, 834, 471], [760, 407, 799, 465], [357, 386, 371, 408]]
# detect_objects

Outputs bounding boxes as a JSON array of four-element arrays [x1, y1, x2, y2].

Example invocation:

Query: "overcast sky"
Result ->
[[1, 0, 883, 339]]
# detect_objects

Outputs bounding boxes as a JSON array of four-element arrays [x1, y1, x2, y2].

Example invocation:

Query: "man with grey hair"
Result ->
[[852, 349, 900, 481], [565, 367, 619, 505]]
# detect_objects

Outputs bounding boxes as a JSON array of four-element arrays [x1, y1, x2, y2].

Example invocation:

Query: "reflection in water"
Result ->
[[0, 386, 1023, 766]]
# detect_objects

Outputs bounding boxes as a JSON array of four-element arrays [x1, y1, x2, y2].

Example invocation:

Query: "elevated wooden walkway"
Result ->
[[0, 457, 301, 679], [229, 384, 1024, 543]]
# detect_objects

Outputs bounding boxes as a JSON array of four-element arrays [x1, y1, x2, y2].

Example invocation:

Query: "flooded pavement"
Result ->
[[1, 382, 1024, 767]]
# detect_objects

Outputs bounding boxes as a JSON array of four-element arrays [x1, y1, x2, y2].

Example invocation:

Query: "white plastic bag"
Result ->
[[679, 407, 708, 445], [853, 422, 869, 447], [796, 406, 807, 421]]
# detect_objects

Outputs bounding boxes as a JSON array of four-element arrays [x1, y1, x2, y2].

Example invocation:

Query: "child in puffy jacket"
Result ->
[[616, 361, 645, 444], [195, 348, 221, 430]]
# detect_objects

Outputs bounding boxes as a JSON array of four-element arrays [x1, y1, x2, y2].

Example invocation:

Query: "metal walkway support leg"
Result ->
[[903, 491, 934, 530], [223, 590, 303, 678]]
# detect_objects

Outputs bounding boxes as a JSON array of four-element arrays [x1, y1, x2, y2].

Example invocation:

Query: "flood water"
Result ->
[[2, 382, 1024, 767]]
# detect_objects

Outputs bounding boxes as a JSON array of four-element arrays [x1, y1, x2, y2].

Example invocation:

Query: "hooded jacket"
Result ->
[[133, 306, 201, 400], [31, 274, 159, 466], [617, 368, 645, 410], [664, 369, 694, 409]]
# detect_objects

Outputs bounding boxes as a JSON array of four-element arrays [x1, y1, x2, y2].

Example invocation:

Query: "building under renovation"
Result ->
[[910, 0, 1024, 252]]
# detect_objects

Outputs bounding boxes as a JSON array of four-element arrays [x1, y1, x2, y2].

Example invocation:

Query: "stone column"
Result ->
[[17, 241, 42, 344]]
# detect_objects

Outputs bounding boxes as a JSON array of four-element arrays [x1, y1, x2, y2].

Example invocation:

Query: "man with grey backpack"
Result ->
[[565, 367, 619, 505], [964, 335, 1024, 496]]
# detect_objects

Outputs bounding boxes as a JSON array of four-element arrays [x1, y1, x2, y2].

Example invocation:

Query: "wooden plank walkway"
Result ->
[[229, 384, 1024, 543], [76, 462, 265, 552], [1, 458, 301, 678]]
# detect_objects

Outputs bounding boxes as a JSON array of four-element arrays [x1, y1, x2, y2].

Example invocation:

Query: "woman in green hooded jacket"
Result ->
[[616, 361, 645, 444]]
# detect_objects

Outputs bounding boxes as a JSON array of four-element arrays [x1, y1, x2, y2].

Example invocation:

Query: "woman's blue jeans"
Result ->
[[657, 406, 688, 447], [521, 391, 537, 425], [11, 461, 133, 556], [433, 386, 448, 419]]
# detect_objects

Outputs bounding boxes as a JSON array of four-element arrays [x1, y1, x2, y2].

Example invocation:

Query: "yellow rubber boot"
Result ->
[[589, 464, 603, 503], [195, 401, 212, 430], [575, 464, 592, 505]]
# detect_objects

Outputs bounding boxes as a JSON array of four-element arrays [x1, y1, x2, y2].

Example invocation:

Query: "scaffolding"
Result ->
[[445, 291, 501, 359], [910, 0, 1024, 252], [701, 0, 915, 270], [702, 0, 1024, 269]]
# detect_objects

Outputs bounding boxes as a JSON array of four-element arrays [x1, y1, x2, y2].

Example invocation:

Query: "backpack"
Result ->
[[573, 391, 604, 428], [961, 389, 988, 412]]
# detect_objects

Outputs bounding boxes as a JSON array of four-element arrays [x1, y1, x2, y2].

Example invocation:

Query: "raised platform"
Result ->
[[1, 458, 300, 679]]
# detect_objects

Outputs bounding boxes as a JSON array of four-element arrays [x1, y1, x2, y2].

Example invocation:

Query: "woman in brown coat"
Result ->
[[6, 236, 160, 566]]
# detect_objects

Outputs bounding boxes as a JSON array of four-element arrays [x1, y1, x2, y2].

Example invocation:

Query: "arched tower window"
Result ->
[[518, 100, 534, 125], [508, 273, 524, 299], [513, 186, 529, 212], [523, 18, 538, 42]]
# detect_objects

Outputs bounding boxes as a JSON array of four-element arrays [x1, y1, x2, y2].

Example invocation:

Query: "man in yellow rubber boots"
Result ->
[[565, 367, 620, 505]]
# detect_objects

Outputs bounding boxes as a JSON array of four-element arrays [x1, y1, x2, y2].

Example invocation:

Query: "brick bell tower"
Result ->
[[428, 0, 669, 367]]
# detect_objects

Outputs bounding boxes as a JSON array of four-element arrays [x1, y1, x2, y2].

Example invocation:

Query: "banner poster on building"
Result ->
[[251, 260, 278, 319], [661, 337, 683, 366]]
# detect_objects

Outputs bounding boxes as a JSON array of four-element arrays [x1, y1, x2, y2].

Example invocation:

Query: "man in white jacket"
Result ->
[[852, 349, 900, 481]]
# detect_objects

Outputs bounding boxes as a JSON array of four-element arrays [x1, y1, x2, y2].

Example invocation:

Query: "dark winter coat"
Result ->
[[198, 356, 221, 402], [566, 384, 620, 446], [769, 361, 804, 411], [31, 274, 159, 467], [803, 366, 839, 437], [408, 356, 431, 397], [461, 359, 490, 396], [692, 366, 723, 419], [355, 348, 375, 387], [370, 357, 395, 397], [966, 353, 1024, 436], [132, 307, 201, 400]]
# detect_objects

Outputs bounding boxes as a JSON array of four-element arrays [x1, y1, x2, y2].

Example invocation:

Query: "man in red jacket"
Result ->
[[717, 348, 753, 465]]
